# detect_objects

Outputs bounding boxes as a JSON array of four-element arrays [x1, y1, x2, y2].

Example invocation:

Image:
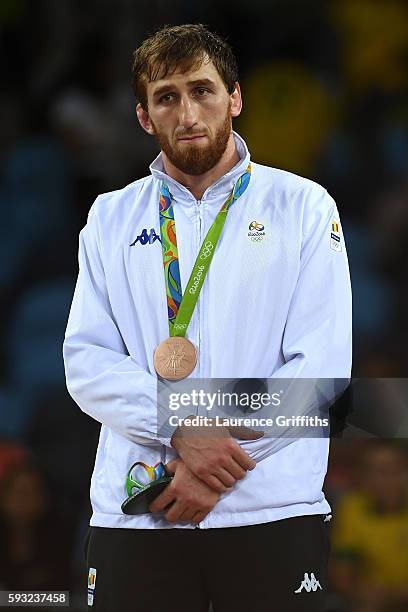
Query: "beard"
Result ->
[[151, 111, 232, 176]]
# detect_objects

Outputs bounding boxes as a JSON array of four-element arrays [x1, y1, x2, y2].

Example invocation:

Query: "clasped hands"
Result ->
[[149, 416, 263, 525]]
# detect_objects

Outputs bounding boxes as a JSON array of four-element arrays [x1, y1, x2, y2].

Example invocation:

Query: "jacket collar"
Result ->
[[149, 131, 251, 204]]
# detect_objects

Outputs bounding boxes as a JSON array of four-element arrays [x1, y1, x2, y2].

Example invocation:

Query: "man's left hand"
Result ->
[[149, 458, 222, 524]]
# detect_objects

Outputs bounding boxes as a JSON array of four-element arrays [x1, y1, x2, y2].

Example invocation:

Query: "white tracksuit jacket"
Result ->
[[63, 131, 352, 529]]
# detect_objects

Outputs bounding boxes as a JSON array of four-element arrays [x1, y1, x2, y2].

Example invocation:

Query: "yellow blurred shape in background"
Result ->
[[239, 61, 339, 176], [330, 0, 408, 93]]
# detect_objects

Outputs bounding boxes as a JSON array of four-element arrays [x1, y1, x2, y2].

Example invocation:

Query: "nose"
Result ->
[[178, 94, 198, 130]]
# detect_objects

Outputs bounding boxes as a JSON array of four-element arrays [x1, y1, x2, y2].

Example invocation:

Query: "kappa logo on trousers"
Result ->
[[294, 572, 322, 593]]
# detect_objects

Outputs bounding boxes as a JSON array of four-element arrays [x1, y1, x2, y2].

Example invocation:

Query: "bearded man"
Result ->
[[63, 23, 352, 612]]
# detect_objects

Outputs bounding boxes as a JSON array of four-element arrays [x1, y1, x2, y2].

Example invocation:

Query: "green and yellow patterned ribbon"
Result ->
[[159, 163, 251, 337]]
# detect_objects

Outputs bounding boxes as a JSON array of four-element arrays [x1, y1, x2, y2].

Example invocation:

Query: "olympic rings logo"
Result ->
[[250, 236, 264, 242], [199, 241, 214, 260], [174, 323, 187, 330]]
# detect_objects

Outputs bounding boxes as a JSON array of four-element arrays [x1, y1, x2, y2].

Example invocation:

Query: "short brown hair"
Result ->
[[131, 24, 239, 110]]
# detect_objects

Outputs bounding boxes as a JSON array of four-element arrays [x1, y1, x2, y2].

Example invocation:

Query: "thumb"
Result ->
[[164, 459, 178, 475], [228, 426, 265, 440]]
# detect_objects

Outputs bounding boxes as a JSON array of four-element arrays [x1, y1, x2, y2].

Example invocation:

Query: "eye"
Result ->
[[159, 93, 175, 104], [195, 88, 209, 96]]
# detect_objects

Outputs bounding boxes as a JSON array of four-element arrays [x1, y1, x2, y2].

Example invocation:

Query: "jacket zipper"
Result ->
[[196, 198, 202, 380], [196, 198, 202, 530]]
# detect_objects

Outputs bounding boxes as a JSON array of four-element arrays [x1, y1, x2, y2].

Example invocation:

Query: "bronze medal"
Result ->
[[153, 336, 197, 381]]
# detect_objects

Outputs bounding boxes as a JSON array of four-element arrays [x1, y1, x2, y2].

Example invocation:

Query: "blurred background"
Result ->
[[0, 0, 407, 610]]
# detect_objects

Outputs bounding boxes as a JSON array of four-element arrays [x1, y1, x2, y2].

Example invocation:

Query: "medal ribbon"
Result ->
[[159, 162, 251, 337]]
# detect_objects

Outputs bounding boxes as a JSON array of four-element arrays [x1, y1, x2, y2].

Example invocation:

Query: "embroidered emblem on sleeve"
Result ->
[[330, 219, 342, 252]]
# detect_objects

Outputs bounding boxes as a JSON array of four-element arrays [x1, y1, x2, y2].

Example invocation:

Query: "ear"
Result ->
[[229, 82, 242, 118], [136, 103, 155, 135]]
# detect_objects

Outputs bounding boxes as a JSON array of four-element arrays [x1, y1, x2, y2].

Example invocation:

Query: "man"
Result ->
[[63, 23, 352, 612]]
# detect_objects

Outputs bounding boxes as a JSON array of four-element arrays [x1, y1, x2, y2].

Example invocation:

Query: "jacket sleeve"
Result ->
[[63, 199, 171, 448], [238, 186, 352, 462]]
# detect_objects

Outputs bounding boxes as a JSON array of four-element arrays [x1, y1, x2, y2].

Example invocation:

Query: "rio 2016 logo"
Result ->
[[248, 221, 266, 242], [249, 221, 264, 232]]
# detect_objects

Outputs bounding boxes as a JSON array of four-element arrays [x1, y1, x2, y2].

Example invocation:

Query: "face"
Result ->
[[136, 57, 242, 175]]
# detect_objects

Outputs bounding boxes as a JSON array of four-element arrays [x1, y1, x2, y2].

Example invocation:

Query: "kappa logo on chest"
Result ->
[[130, 228, 162, 246]]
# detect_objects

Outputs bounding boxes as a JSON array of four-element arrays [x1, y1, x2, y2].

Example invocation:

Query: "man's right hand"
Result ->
[[170, 417, 264, 493]]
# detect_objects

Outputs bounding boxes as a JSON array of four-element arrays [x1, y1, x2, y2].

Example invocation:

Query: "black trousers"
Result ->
[[85, 514, 331, 612]]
